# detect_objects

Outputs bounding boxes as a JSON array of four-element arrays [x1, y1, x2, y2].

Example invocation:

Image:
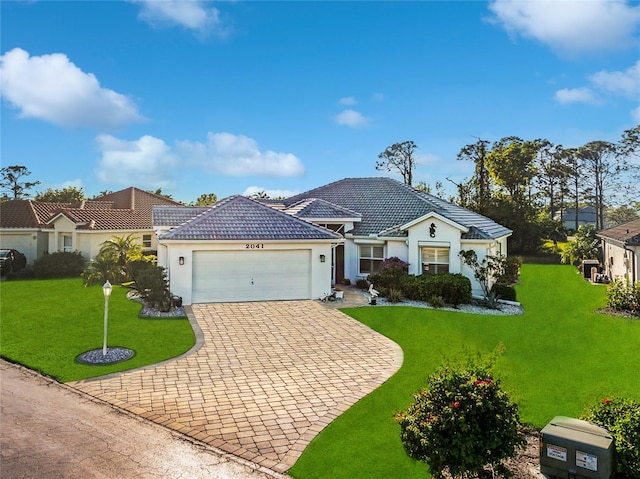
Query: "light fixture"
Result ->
[[102, 281, 112, 356], [320, 254, 326, 263], [179, 256, 185, 265]]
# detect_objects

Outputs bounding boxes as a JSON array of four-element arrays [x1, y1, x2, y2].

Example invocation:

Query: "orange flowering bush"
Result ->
[[396, 361, 525, 478]]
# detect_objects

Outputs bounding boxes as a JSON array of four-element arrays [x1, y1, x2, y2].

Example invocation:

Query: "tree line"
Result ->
[[376, 126, 639, 253]]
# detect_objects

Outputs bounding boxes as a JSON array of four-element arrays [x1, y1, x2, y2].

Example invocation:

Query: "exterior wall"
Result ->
[[405, 217, 463, 276], [161, 240, 335, 305], [602, 240, 639, 282]]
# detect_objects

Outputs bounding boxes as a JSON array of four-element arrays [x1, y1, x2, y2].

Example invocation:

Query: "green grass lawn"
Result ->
[[289, 264, 640, 479], [0, 278, 195, 382]]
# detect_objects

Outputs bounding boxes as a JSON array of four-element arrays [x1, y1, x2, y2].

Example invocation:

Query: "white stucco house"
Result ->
[[154, 178, 512, 305], [597, 218, 640, 283], [0, 187, 181, 264]]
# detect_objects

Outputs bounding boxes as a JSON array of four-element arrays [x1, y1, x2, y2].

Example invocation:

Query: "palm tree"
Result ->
[[98, 234, 143, 280]]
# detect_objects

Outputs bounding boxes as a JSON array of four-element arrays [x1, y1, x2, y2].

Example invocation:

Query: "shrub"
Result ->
[[606, 278, 640, 315], [33, 251, 86, 278], [491, 283, 517, 302], [340, 278, 351, 285], [355, 278, 369, 290], [428, 295, 445, 308], [581, 397, 640, 478], [498, 256, 522, 285], [396, 352, 525, 478], [135, 263, 172, 312], [401, 273, 471, 306], [387, 288, 403, 303], [368, 257, 409, 290]]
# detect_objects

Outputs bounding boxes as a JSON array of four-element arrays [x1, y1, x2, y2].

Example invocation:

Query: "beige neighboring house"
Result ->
[[597, 218, 640, 283], [0, 187, 182, 265]]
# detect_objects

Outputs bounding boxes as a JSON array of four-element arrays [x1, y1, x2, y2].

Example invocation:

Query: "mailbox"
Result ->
[[540, 416, 614, 479]]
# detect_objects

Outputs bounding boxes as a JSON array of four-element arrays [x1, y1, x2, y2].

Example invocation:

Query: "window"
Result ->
[[359, 245, 384, 274], [421, 247, 449, 275], [61, 234, 73, 253], [142, 234, 152, 248]]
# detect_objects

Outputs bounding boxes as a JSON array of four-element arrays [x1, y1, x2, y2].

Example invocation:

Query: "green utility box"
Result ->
[[540, 416, 615, 479]]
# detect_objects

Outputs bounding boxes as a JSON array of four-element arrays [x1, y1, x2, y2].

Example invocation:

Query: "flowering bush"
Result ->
[[368, 256, 409, 290], [396, 359, 525, 478], [606, 278, 640, 315], [581, 397, 640, 478]]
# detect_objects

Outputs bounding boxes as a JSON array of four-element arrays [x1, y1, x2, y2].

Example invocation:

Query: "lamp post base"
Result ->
[[76, 347, 135, 365]]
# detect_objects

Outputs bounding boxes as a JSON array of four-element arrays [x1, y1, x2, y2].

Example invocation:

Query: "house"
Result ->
[[597, 218, 640, 283], [153, 195, 343, 304], [0, 187, 181, 264], [154, 178, 512, 304], [557, 206, 597, 232]]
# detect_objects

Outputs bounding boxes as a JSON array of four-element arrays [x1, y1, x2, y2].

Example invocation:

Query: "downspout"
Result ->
[[623, 243, 636, 283]]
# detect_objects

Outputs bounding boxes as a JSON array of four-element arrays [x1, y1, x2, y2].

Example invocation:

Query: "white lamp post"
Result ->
[[102, 280, 112, 356]]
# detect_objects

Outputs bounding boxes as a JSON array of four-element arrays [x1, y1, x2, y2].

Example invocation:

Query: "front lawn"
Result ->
[[289, 264, 640, 479], [0, 278, 195, 382]]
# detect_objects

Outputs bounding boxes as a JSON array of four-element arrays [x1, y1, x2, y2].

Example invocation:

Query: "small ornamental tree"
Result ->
[[396, 352, 525, 478], [459, 250, 508, 307]]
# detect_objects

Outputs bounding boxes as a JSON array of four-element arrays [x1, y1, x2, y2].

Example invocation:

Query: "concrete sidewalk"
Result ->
[[69, 300, 402, 474]]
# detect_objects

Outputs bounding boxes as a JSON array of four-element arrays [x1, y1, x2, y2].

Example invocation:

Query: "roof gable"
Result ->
[[158, 195, 343, 241], [284, 178, 511, 240]]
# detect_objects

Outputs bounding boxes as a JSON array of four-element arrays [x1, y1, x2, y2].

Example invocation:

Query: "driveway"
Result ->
[[69, 300, 403, 474]]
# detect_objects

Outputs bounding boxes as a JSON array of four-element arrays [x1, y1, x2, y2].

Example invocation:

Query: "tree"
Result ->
[[560, 224, 600, 266], [456, 138, 491, 214], [149, 188, 173, 200], [376, 141, 417, 186], [0, 165, 40, 199], [485, 137, 539, 202], [459, 250, 508, 308], [576, 141, 625, 230], [35, 186, 86, 203], [534, 140, 564, 221], [98, 234, 144, 280], [192, 193, 217, 206], [605, 205, 639, 227], [396, 348, 525, 479]]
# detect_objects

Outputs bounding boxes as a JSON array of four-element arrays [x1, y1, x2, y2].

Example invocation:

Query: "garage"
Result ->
[[192, 249, 311, 303]]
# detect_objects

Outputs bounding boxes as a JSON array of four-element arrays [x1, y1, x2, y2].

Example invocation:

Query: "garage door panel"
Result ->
[[192, 250, 311, 303]]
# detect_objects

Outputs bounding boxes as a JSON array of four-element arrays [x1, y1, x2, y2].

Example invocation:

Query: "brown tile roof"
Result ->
[[597, 219, 640, 246], [1, 187, 183, 231]]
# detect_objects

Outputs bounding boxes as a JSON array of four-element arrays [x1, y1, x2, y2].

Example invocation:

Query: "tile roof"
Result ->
[[153, 206, 211, 227], [284, 177, 511, 239], [1, 187, 183, 231], [597, 219, 640, 245], [284, 198, 362, 221], [158, 195, 343, 241]]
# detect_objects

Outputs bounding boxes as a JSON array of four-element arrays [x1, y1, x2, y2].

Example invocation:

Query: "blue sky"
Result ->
[[1, 1, 639, 204]]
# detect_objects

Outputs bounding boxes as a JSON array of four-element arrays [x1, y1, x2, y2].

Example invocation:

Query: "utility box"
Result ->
[[582, 260, 599, 281], [540, 416, 615, 479]]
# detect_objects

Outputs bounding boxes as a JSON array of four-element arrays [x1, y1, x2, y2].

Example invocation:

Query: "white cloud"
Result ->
[[589, 60, 640, 98], [95, 135, 179, 189], [0, 48, 144, 129], [554, 87, 599, 104], [178, 132, 305, 177], [334, 109, 370, 128], [339, 96, 357, 105], [134, 0, 222, 33], [632, 105, 640, 123], [242, 186, 299, 199], [487, 0, 640, 56]]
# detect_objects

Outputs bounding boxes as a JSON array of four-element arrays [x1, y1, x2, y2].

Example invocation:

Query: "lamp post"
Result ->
[[102, 280, 112, 356]]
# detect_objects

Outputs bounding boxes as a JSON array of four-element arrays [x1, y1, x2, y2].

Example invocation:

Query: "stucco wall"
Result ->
[[602, 240, 639, 282]]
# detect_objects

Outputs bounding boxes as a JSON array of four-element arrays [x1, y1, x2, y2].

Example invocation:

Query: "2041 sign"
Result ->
[[246, 243, 265, 249]]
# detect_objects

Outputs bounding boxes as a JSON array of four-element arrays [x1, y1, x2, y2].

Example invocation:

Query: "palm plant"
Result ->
[[98, 233, 143, 280]]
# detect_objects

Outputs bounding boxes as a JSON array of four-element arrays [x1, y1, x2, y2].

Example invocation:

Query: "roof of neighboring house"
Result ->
[[284, 177, 512, 239], [597, 218, 640, 246], [0, 187, 182, 231], [559, 207, 597, 222], [157, 195, 343, 241]]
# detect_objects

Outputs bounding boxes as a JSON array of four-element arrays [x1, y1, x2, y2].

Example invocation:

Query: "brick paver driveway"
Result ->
[[70, 300, 403, 474]]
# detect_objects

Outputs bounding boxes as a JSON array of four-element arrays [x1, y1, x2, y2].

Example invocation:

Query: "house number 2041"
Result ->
[[246, 243, 264, 249]]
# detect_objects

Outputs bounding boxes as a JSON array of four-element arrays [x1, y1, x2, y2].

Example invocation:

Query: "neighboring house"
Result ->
[[154, 178, 512, 304], [597, 218, 640, 283], [557, 206, 597, 232], [0, 187, 181, 264]]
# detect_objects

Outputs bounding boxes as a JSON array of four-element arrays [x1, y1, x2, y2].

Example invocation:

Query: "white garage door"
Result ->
[[192, 250, 311, 303]]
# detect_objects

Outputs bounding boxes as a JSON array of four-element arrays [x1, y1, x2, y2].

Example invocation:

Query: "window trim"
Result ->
[[358, 244, 384, 275], [421, 246, 450, 275], [142, 234, 152, 248]]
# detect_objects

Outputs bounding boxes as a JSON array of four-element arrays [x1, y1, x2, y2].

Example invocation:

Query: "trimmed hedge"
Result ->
[[33, 251, 86, 278], [491, 283, 517, 301], [402, 273, 472, 306]]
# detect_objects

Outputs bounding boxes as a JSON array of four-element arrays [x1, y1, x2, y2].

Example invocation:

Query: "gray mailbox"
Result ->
[[540, 416, 615, 479]]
